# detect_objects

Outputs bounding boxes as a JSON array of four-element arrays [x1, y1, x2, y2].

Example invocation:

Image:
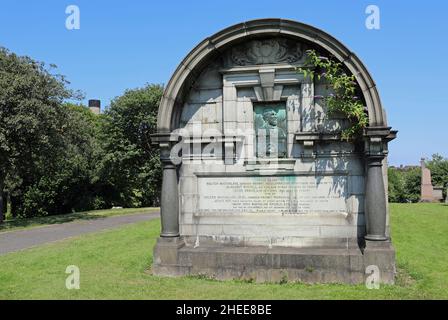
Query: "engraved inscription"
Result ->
[[197, 176, 348, 214]]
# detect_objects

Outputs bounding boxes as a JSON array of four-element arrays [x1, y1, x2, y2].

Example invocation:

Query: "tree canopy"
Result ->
[[388, 154, 448, 203], [0, 47, 163, 222]]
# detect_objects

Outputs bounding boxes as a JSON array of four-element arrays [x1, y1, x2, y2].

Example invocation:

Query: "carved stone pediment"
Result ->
[[224, 38, 306, 67]]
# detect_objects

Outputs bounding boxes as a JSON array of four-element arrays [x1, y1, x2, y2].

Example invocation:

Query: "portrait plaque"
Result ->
[[254, 103, 287, 158]]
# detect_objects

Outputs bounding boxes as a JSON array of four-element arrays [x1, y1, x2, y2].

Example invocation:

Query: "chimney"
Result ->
[[88, 99, 101, 114]]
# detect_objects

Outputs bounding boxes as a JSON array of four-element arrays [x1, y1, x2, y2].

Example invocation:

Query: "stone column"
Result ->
[[363, 128, 396, 242], [159, 143, 180, 238], [362, 129, 397, 284], [151, 133, 185, 276], [365, 154, 388, 241]]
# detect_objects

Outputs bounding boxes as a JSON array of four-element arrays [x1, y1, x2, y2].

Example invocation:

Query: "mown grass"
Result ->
[[0, 207, 159, 233], [0, 203, 447, 299]]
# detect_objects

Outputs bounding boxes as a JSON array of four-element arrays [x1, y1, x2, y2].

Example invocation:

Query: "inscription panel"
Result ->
[[197, 175, 348, 215]]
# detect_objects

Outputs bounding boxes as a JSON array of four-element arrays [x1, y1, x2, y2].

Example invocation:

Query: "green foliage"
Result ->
[[16, 104, 104, 217], [387, 167, 406, 203], [388, 154, 448, 203], [388, 167, 421, 203], [297, 49, 368, 140], [0, 47, 164, 219], [426, 153, 448, 198], [97, 84, 163, 208], [0, 47, 83, 220], [402, 168, 421, 203]]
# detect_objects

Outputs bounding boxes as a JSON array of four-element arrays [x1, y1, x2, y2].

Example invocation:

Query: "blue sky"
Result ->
[[0, 0, 447, 166]]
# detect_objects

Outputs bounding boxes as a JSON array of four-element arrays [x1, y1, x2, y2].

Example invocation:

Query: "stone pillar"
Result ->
[[151, 133, 185, 276], [365, 154, 388, 241], [159, 143, 180, 238], [364, 128, 396, 242], [362, 128, 397, 283]]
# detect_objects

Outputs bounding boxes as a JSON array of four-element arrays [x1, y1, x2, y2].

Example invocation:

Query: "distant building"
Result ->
[[88, 99, 101, 114]]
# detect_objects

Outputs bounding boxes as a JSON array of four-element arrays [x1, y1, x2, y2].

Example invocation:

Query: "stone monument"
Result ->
[[420, 158, 444, 202], [151, 19, 397, 284], [420, 158, 434, 202]]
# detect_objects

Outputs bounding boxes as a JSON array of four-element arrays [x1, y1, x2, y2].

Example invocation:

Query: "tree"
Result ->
[[403, 167, 421, 203], [388, 167, 421, 203], [388, 167, 405, 203], [15, 103, 103, 217], [426, 154, 448, 198], [1, 47, 165, 221], [97, 84, 163, 208], [0, 48, 79, 222]]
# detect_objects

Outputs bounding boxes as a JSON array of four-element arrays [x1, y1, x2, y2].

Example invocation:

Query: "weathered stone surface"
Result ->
[[197, 175, 348, 215], [152, 240, 395, 284], [152, 19, 396, 284]]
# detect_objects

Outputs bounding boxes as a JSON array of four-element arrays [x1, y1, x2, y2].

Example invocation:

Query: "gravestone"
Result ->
[[151, 19, 397, 284]]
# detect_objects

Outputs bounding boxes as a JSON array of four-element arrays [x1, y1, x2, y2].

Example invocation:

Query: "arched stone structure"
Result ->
[[152, 19, 397, 284], [157, 18, 387, 132]]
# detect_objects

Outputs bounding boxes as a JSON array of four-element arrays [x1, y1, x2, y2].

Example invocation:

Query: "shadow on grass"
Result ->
[[0, 208, 158, 232]]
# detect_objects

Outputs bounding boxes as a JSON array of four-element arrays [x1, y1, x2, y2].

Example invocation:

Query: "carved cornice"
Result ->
[[225, 38, 306, 67], [363, 126, 397, 160]]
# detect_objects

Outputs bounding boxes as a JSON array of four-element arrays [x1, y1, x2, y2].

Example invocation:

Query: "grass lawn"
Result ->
[[0, 203, 447, 299], [0, 207, 159, 233]]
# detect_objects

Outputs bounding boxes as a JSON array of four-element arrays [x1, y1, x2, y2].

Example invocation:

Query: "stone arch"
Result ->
[[152, 19, 397, 283], [157, 18, 387, 134]]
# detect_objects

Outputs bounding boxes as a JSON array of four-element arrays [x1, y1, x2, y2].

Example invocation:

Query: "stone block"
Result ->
[[282, 85, 300, 97], [319, 225, 360, 238], [349, 175, 365, 195], [180, 194, 197, 214], [236, 100, 253, 123], [201, 103, 218, 124], [347, 196, 365, 214], [152, 237, 186, 266], [152, 242, 394, 284], [179, 176, 197, 195]]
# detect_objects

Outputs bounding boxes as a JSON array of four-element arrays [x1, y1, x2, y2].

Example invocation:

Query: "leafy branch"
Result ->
[[297, 49, 368, 140]]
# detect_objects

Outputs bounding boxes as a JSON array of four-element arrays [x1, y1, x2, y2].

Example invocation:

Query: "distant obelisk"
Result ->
[[420, 158, 435, 202]]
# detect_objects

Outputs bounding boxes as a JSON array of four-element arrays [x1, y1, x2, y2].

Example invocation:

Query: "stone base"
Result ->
[[151, 237, 396, 284]]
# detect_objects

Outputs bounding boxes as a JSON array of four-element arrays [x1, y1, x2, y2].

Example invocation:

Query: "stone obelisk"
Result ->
[[420, 158, 435, 202]]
